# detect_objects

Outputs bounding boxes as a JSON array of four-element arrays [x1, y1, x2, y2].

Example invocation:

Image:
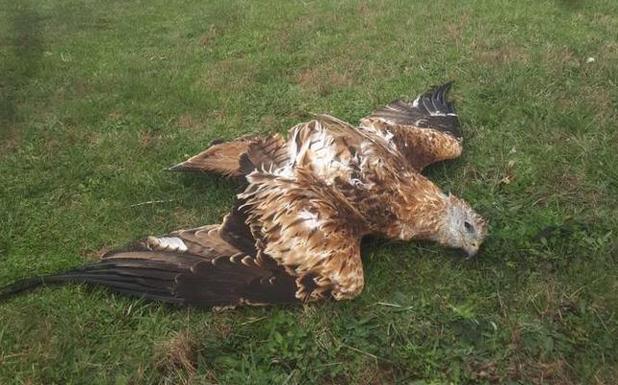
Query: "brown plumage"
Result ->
[[0, 82, 487, 307], [168, 136, 257, 177]]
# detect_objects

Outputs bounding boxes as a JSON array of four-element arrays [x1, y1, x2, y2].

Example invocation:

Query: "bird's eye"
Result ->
[[464, 221, 474, 233]]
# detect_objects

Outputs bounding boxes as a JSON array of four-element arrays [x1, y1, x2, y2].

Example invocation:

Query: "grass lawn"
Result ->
[[1, 0, 616, 383]]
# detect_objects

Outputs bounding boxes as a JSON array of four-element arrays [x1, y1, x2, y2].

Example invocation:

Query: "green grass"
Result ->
[[1, 0, 616, 383]]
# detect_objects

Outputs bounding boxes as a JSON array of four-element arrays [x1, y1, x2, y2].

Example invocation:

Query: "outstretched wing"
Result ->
[[360, 82, 463, 171], [168, 134, 289, 178], [0, 223, 302, 307], [2, 167, 368, 306]]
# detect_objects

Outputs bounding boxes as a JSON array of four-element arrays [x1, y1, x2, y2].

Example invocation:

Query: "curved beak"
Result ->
[[463, 244, 480, 259]]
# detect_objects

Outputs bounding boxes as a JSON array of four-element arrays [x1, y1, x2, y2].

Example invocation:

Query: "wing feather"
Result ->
[[1, 166, 368, 305], [168, 137, 257, 177], [361, 81, 463, 170], [240, 166, 368, 301]]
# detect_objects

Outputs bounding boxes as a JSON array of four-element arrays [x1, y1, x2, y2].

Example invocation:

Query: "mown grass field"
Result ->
[[1, 0, 616, 384]]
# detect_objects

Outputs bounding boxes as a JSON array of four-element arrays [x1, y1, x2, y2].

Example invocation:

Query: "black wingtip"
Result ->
[[437, 81, 453, 111], [422, 80, 456, 115], [421, 80, 453, 95], [428, 80, 454, 99], [0, 276, 47, 301], [0, 257, 193, 304]]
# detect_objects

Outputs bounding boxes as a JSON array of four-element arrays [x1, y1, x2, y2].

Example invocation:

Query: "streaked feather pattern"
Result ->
[[1, 82, 488, 307], [361, 82, 463, 170]]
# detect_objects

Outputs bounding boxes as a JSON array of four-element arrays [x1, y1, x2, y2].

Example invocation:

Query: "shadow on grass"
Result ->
[[0, 0, 44, 139], [553, 0, 584, 10], [173, 170, 245, 195]]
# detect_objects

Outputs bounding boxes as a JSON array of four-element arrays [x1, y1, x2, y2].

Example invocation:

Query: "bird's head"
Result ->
[[437, 194, 488, 257]]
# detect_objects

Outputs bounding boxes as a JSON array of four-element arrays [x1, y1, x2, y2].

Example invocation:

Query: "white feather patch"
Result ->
[[147, 236, 188, 252], [299, 210, 320, 230]]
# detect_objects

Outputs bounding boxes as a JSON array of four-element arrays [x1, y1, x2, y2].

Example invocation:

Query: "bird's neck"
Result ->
[[381, 176, 450, 241], [334, 152, 451, 240]]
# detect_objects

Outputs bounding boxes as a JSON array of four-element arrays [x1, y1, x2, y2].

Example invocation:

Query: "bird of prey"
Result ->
[[0, 82, 487, 308]]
